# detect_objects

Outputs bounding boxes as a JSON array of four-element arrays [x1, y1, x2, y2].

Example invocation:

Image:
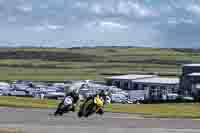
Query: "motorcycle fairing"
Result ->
[[64, 96, 73, 106], [94, 96, 104, 107]]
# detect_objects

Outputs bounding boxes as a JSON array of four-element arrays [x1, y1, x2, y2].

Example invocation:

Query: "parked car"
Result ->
[[167, 93, 179, 100], [0, 89, 4, 96], [111, 94, 127, 103], [4, 89, 27, 97], [45, 91, 65, 99]]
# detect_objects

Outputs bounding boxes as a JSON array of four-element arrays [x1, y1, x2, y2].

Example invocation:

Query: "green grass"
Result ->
[[105, 103, 200, 118], [0, 96, 59, 109], [1, 96, 200, 118], [0, 47, 199, 81], [0, 129, 25, 133], [0, 67, 103, 81]]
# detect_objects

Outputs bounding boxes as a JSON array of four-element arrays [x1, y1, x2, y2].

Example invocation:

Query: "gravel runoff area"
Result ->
[[0, 107, 200, 133]]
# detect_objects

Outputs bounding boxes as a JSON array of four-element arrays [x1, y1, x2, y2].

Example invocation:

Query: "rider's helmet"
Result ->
[[99, 90, 106, 97], [70, 90, 80, 103], [65, 87, 79, 102]]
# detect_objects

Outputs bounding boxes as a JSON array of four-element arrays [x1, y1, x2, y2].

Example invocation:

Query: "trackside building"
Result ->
[[105, 74, 179, 101], [180, 64, 200, 100]]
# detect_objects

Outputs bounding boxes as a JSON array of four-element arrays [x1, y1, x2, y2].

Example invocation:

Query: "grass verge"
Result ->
[[1, 96, 200, 118], [0, 96, 58, 109], [105, 103, 200, 118], [0, 129, 25, 133]]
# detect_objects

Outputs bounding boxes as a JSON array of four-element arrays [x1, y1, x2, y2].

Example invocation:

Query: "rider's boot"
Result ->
[[97, 108, 104, 115]]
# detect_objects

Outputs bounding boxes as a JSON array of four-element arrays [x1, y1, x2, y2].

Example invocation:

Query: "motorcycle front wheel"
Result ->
[[54, 104, 71, 116], [84, 103, 96, 117]]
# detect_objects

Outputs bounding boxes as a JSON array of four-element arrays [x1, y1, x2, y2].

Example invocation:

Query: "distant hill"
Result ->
[[0, 47, 198, 81]]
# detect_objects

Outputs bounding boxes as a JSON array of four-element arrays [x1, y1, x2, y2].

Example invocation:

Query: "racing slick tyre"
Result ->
[[78, 111, 83, 118], [84, 103, 96, 117]]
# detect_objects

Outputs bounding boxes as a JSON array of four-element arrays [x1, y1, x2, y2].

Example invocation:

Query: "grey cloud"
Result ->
[[72, 0, 157, 21], [0, 0, 200, 48], [25, 23, 64, 32], [0, 0, 65, 26]]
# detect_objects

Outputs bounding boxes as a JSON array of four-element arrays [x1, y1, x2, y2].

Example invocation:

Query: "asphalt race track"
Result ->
[[0, 107, 200, 133]]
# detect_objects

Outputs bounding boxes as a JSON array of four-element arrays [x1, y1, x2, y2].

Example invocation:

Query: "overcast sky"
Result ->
[[0, 0, 200, 48]]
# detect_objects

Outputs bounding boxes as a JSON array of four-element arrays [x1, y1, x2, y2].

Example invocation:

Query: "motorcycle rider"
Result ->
[[85, 90, 106, 102], [80, 90, 106, 115], [67, 90, 79, 111], [54, 89, 79, 116]]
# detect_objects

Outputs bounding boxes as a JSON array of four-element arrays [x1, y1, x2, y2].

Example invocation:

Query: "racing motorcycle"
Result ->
[[54, 96, 74, 116], [78, 95, 104, 118]]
